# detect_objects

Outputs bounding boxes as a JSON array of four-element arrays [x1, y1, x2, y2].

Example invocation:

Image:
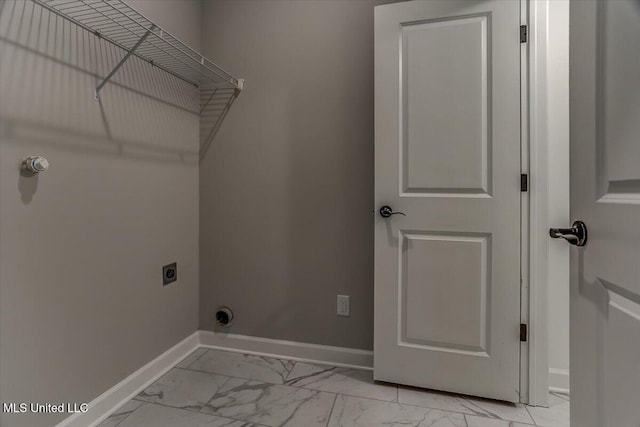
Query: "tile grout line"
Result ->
[[108, 401, 143, 427], [180, 348, 208, 370], [190, 348, 209, 365], [456, 395, 539, 424], [324, 393, 339, 427], [464, 413, 539, 427], [523, 404, 540, 426], [130, 400, 204, 416], [132, 400, 243, 424], [131, 401, 272, 427]]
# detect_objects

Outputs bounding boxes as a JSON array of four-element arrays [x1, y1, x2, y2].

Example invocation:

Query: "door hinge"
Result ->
[[520, 324, 528, 342], [520, 25, 528, 43], [521, 174, 528, 192]]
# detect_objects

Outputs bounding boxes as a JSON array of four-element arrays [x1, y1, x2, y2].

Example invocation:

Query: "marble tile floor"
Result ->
[[99, 348, 570, 427]]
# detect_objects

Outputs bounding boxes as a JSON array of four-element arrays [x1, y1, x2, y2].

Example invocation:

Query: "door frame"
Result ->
[[523, 0, 571, 407]]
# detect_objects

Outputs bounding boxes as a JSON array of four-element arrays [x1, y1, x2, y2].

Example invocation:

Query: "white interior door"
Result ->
[[569, 1, 640, 426], [374, 0, 522, 402]]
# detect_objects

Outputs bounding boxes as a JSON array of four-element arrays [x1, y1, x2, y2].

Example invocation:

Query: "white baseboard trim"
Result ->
[[56, 331, 200, 427], [548, 368, 570, 394], [198, 330, 373, 371]]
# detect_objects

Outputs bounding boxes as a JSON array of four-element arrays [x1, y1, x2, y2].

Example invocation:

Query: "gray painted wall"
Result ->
[[0, 1, 201, 426], [200, 0, 399, 350]]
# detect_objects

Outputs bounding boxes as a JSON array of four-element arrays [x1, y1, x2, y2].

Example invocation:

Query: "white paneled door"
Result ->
[[569, 1, 640, 426], [374, 0, 522, 402]]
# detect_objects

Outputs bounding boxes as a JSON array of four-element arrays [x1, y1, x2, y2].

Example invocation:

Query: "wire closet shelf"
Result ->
[[31, 0, 244, 100]]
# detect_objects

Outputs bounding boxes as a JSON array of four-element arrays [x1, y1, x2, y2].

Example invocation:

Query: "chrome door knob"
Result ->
[[379, 205, 406, 218], [549, 221, 588, 247]]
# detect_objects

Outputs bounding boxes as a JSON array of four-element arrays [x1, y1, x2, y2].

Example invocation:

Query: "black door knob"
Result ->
[[549, 221, 588, 247], [379, 205, 406, 218]]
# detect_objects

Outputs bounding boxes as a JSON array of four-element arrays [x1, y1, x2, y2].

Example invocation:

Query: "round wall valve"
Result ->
[[215, 306, 233, 328], [22, 156, 49, 174]]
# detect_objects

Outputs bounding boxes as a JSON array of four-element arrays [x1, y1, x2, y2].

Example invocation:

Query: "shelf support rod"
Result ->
[[94, 25, 155, 101]]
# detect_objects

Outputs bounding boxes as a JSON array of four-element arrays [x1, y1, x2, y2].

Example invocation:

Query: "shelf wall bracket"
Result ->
[[94, 25, 156, 101]]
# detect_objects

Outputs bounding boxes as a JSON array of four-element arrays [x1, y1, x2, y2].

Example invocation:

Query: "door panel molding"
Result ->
[[398, 231, 491, 355], [595, 0, 640, 203], [399, 14, 492, 197], [594, 1, 640, 204]]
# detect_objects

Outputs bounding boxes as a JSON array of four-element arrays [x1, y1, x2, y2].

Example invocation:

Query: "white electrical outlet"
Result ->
[[337, 295, 350, 317]]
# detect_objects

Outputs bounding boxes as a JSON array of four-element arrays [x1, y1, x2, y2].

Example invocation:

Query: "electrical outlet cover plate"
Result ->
[[162, 262, 177, 285], [337, 295, 350, 317]]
